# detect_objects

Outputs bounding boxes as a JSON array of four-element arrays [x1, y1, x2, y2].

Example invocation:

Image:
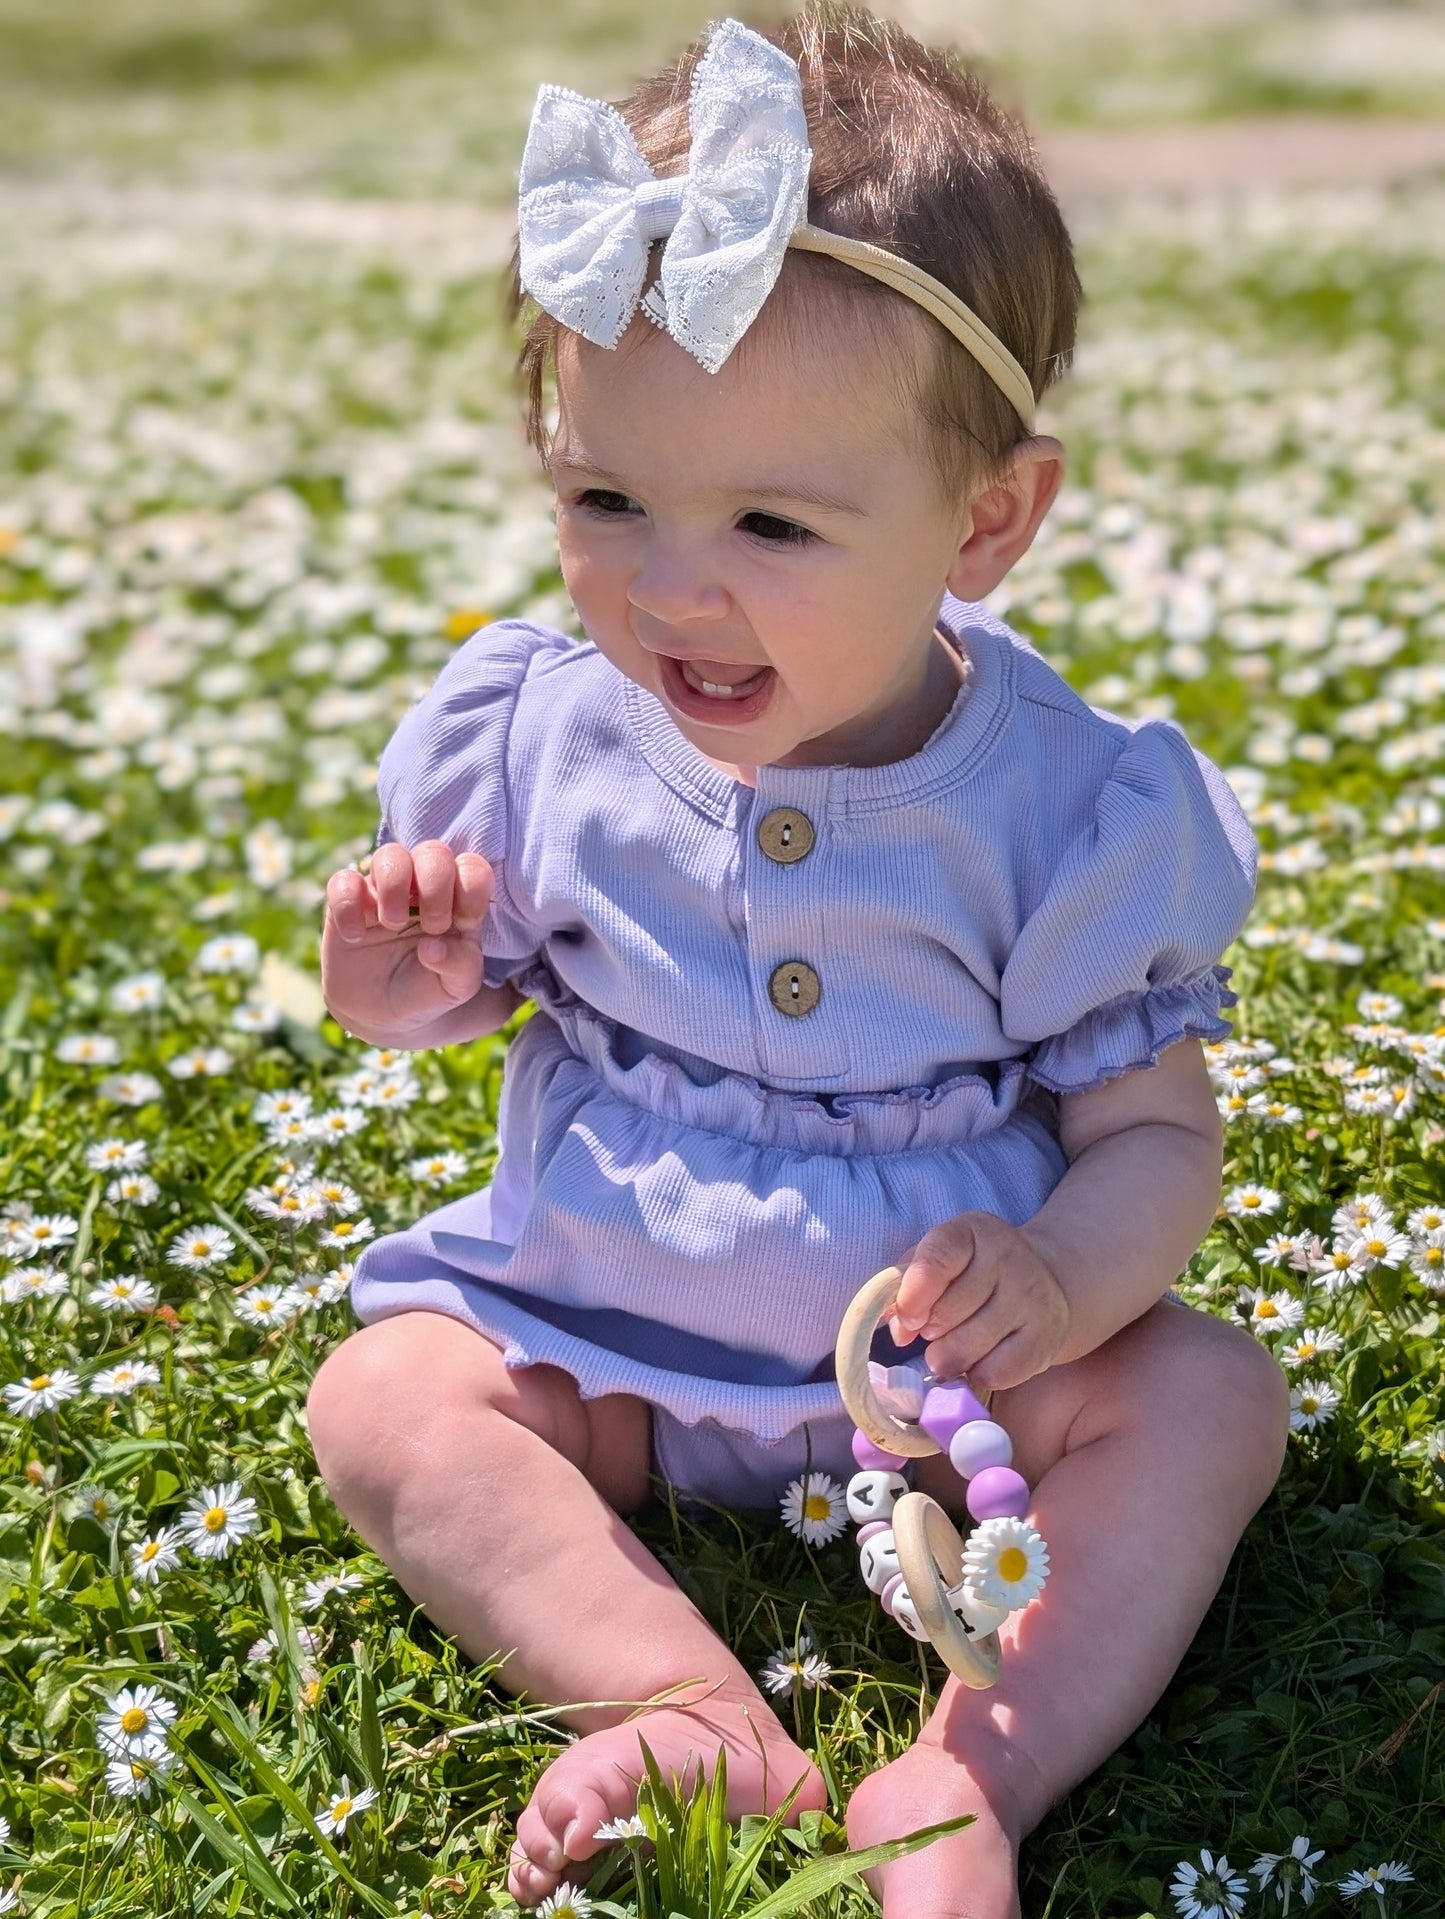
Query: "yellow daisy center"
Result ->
[[1363, 1238, 1385, 1256], [1296, 1343, 1317, 1360], [996, 1546, 1029, 1583], [1300, 1395, 1319, 1415], [129, 1761, 149, 1779], [141, 1541, 159, 1561], [30, 1375, 51, 1390], [803, 1493, 832, 1522], [1255, 1301, 1279, 1319], [332, 1796, 353, 1818], [203, 1506, 228, 1532], [120, 1707, 149, 1733], [1242, 1195, 1261, 1208], [333, 1222, 354, 1236], [1426, 1248, 1443, 1267]]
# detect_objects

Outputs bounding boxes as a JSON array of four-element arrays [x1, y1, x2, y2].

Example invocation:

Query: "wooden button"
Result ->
[[768, 960, 821, 1017], [757, 806, 815, 864]]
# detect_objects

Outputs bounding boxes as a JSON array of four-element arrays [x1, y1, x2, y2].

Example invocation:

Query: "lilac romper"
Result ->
[[348, 595, 1257, 1506]]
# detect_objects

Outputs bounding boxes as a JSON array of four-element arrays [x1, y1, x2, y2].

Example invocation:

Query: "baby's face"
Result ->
[[549, 303, 981, 773]]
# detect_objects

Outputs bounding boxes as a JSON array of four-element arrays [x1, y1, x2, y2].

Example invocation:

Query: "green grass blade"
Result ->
[[735, 1814, 976, 1919], [169, 1775, 304, 1915], [203, 1693, 398, 1916]]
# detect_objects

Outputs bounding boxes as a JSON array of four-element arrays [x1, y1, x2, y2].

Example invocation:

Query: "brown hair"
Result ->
[[504, 3, 1081, 507]]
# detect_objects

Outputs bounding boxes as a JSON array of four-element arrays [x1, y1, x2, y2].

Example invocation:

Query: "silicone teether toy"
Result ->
[[834, 1265, 1051, 1689]]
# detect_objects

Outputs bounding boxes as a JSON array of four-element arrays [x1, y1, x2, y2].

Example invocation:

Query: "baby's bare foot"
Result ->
[[507, 1696, 827, 1906], [846, 1738, 1027, 1919]]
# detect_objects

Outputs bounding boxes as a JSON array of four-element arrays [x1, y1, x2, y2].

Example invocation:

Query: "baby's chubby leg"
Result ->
[[847, 1300, 1290, 1919], [305, 1311, 825, 1906]]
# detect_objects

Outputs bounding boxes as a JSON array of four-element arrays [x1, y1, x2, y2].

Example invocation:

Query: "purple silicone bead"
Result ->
[[879, 1572, 906, 1617], [947, 1418, 1014, 1481], [851, 1426, 910, 1472], [918, 1382, 989, 1450], [855, 1519, 891, 1549], [965, 1465, 1031, 1522]]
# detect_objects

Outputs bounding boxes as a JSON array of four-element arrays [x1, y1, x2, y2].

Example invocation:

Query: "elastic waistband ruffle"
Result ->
[[511, 960, 1044, 1160]]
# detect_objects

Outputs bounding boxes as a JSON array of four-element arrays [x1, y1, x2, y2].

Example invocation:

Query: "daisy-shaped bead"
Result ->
[[779, 1472, 849, 1546], [959, 1516, 1049, 1613], [97, 1682, 177, 1759]]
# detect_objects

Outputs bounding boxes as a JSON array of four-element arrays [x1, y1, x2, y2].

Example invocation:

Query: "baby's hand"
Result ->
[[321, 840, 495, 1035], [888, 1212, 1070, 1394]]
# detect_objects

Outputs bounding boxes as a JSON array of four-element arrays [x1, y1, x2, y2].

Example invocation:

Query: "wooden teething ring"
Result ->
[[835, 1263, 1004, 1689]]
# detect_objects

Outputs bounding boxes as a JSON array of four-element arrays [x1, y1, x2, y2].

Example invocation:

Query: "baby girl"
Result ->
[[306, 10, 1290, 1916]]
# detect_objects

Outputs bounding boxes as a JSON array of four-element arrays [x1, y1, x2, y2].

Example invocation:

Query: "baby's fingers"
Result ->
[[325, 865, 379, 943], [890, 1215, 982, 1342], [451, 851, 496, 935], [415, 928, 483, 1004]]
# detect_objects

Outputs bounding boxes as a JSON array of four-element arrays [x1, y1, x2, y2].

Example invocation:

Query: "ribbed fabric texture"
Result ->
[[350, 596, 1258, 1460]]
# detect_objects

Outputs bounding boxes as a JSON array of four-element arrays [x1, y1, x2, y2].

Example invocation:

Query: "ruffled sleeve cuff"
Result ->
[[1025, 963, 1238, 1095]]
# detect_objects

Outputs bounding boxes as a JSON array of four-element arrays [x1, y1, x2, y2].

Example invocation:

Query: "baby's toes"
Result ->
[[513, 1799, 567, 1878], [506, 1839, 561, 1908], [529, 1770, 617, 1867]]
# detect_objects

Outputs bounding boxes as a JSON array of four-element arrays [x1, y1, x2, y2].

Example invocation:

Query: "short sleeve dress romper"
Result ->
[[348, 594, 1259, 1508]]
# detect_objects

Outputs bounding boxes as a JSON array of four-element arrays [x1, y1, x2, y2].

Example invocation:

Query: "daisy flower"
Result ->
[[300, 1570, 364, 1612], [536, 1885, 592, 1919], [87, 1273, 160, 1313], [130, 1527, 184, 1584], [1170, 1848, 1249, 1919], [166, 1223, 235, 1270], [3, 1266, 69, 1304], [70, 1483, 127, 1526], [233, 1001, 283, 1033], [1406, 1229, 1445, 1288], [315, 1774, 377, 1837], [106, 1172, 160, 1206], [166, 1046, 234, 1080], [104, 1745, 177, 1800], [311, 1178, 363, 1214], [307, 1107, 369, 1142], [251, 1090, 314, 1126], [409, 1150, 468, 1183], [1289, 1380, 1342, 1433], [1238, 1287, 1305, 1334], [246, 1184, 329, 1225], [234, 1284, 301, 1327], [758, 1629, 834, 1694], [960, 1516, 1049, 1612], [97, 1071, 164, 1107], [1405, 1202, 1445, 1235], [178, 1479, 261, 1559], [196, 933, 259, 975], [316, 1216, 374, 1252], [97, 1682, 177, 1759], [1337, 1860, 1413, 1898], [10, 1212, 78, 1258], [1332, 1193, 1393, 1236], [595, 1812, 649, 1841], [109, 972, 166, 1013], [1343, 1225, 1411, 1271], [3, 1368, 82, 1416], [779, 1472, 850, 1546], [1223, 1184, 1282, 1219], [1280, 1328, 1344, 1369], [90, 1359, 162, 1398], [1255, 1233, 1312, 1268], [55, 1033, 121, 1066], [84, 1138, 149, 1172], [1251, 1834, 1325, 1911]]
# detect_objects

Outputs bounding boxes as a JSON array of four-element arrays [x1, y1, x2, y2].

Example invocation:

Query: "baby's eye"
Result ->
[[571, 490, 814, 548]]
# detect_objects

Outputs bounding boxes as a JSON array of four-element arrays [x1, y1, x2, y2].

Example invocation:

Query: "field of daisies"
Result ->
[[3, 33, 1445, 1919]]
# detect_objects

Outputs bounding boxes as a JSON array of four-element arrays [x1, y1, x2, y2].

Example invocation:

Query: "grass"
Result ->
[[1, 7, 1444, 1916]]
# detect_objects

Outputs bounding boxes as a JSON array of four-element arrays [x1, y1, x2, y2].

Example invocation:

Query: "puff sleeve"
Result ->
[[372, 620, 548, 992], [999, 719, 1258, 1094]]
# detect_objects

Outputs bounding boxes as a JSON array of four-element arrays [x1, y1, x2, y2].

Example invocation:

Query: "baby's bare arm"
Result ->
[[1019, 1038, 1223, 1365], [891, 1039, 1222, 1389]]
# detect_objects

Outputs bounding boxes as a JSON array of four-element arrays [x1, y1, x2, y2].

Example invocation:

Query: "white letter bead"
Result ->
[[890, 1580, 932, 1642], [946, 1419, 1013, 1480], [946, 1579, 1009, 1637], [858, 1528, 901, 1594], [845, 1469, 909, 1524]]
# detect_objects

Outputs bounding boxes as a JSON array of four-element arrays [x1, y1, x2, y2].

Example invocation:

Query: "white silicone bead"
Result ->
[[946, 1579, 1009, 1637], [946, 1418, 1014, 1480], [859, 1528, 901, 1595], [889, 1580, 932, 1643], [845, 1469, 910, 1525]]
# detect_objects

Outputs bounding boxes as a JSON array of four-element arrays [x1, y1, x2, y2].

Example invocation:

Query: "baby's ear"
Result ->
[[944, 436, 1065, 603]]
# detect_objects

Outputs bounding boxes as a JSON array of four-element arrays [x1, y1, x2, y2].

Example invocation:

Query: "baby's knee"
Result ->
[[1136, 1303, 1291, 1502]]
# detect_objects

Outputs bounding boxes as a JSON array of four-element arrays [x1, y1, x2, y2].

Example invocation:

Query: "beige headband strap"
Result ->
[[787, 222, 1038, 434]]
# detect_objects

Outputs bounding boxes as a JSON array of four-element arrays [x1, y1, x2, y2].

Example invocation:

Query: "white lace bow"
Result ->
[[516, 17, 813, 375]]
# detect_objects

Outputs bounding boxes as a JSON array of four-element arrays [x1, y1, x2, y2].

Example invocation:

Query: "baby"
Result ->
[[306, 10, 1290, 1917]]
